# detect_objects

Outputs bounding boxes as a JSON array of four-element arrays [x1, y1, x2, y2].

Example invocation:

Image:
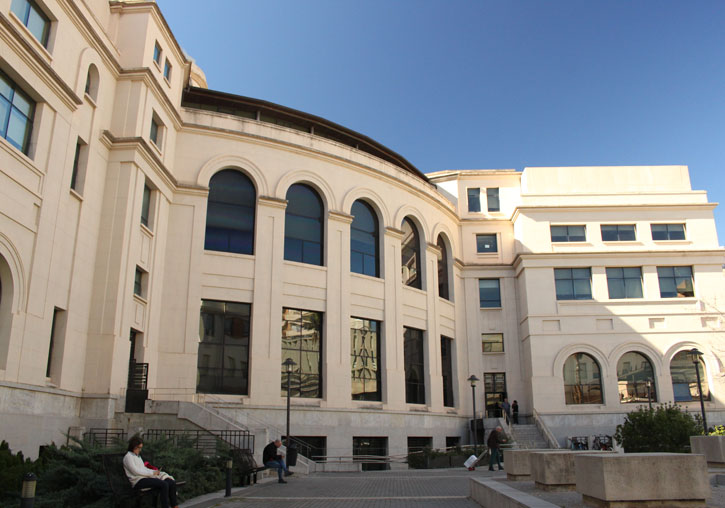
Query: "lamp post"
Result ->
[[283, 358, 297, 447], [467, 375, 480, 456], [688, 348, 708, 434], [645, 379, 652, 410]]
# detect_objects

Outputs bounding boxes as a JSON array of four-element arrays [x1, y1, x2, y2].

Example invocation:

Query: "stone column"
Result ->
[[383, 226, 406, 409], [425, 242, 443, 411]]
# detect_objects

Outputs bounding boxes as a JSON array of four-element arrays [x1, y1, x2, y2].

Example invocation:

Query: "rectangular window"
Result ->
[[282, 436, 327, 462], [651, 223, 686, 241], [282, 308, 322, 398], [482, 333, 504, 353], [0, 70, 36, 154], [550, 225, 586, 243], [353, 437, 388, 471], [163, 59, 172, 81], [606, 267, 643, 299], [70, 138, 88, 193], [554, 268, 592, 300], [149, 113, 164, 148], [478, 279, 501, 308], [441, 336, 454, 408], [133, 267, 146, 297], [153, 41, 162, 65], [46, 307, 65, 379], [141, 183, 152, 228], [197, 300, 251, 395], [657, 266, 694, 298], [484, 372, 506, 417], [467, 188, 480, 213], [404, 327, 425, 404], [487, 188, 500, 212], [407, 436, 432, 455], [476, 234, 497, 253], [351, 317, 381, 401], [11, 0, 50, 46], [601, 224, 636, 242]]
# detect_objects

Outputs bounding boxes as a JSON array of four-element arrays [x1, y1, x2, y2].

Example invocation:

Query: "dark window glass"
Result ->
[[651, 224, 686, 241], [555, 268, 592, 300], [150, 117, 160, 146], [670, 350, 710, 402], [563, 353, 603, 404], [476, 234, 497, 253], [478, 279, 501, 308], [618, 352, 657, 404], [353, 437, 388, 471], [467, 188, 480, 212], [351, 317, 381, 401], [404, 327, 425, 404], [140, 184, 151, 228], [197, 300, 251, 395], [487, 188, 500, 212], [153, 42, 162, 64], [482, 333, 503, 353], [282, 308, 322, 398], [0, 69, 35, 154], [84, 70, 91, 94], [70, 141, 82, 191], [284, 184, 324, 266], [601, 224, 636, 241], [204, 169, 256, 255], [441, 336, 454, 407], [407, 436, 432, 455], [164, 59, 172, 80], [657, 266, 694, 298], [282, 436, 327, 462], [550, 225, 586, 242], [446, 436, 460, 448], [11, 0, 50, 46], [436, 236, 450, 300], [484, 372, 506, 417], [350, 200, 379, 277], [46, 308, 62, 378], [606, 267, 643, 299], [401, 218, 421, 289], [134, 267, 144, 297]]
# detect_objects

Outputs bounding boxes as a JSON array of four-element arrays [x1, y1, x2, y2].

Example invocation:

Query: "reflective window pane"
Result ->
[[436, 235, 450, 300], [467, 188, 480, 212], [670, 351, 709, 401], [479, 279, 501, 308], [551, 225, 586, 242], [204, 170, 256, 255], [282, 308, 322, 398], [555, 268, 592, 300], [657, 266, 694, 298], [564, 353, 603, 404], [0, 71, 34, 154], [486, 187, 500, 212], [652, 223, 686, 241], [476, 234, 497, 253], [351, 317, 381, 401], [404, 327, 425, 404], [285, 184, 323, 266], [617, 352, 656, 403], [482, 333, 503, 353], [441, 336, 454, 407], [601, 224, 636, 241], [350, 200, 379, 277], [401, 218, 421, 289], [606, 267, 642, 299]]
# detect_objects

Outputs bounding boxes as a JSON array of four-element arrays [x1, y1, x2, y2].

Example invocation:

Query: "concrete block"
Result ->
[[470, 477, 561, 508], [531, 450, 614, 491], [691, 436, 725, 467], [505, 448, 550, 481], [575, 452, 710, 507]]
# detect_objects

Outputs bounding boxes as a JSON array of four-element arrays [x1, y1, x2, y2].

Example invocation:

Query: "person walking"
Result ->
[[263, 439, 294, 483], [512, 400, 519, 424], [123, 436, 179, 508], [487, 426, 507, 471], [500, 398, 511, 424]]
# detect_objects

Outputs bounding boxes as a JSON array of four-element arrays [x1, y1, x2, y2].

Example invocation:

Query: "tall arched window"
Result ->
[[204, 169, 256, 255], [284, 183, 324, 266], [84, 64, 99, 101], [670, 350, 710, 401], [401, 217, 421, 289], [436, 235, 450, 300], [563, 353, 603, 404], [350, 200, 379, 277], [617, 352, 656, 403], [0, 254, 14, 369]]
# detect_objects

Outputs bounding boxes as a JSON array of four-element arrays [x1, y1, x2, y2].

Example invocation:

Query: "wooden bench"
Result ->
[[100, 453, 185, 507], [232, 449, 266, 486]]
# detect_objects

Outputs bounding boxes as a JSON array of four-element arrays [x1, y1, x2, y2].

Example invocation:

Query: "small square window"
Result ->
[[153, 42, 162, 65], [163, 59, 172, 81], [601, 224, 636, 242], [551, 225, 586, 242], [657, 266, 694, 298], [606, 267, 643, 299], [482, 333, 503, 353], [476, 234, 497, 253], [555, 268, 592, 300], [651, 224, 685, 241], [478, 279, 501, 308], [487, 188, 500, 212], [467, 188, 481, 213]]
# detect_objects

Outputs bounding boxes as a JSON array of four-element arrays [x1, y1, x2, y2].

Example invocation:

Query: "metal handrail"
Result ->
[[532, 408, 560, 449]]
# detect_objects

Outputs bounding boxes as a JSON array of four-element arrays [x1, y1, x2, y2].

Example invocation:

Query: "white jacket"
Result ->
[[122, 451, 173, 486]]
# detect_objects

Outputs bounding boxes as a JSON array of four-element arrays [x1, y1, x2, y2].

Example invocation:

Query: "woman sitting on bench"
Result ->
[[123, 436, 179, 508]]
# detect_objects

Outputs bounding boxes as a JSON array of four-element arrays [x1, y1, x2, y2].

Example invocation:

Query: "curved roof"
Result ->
[[182, 87, 428, 183]]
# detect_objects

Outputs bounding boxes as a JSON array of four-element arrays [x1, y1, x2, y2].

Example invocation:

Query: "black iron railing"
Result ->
[[86, 428, 127, 448], [144, 429, 254, 454], [127, 361, 149, 390]]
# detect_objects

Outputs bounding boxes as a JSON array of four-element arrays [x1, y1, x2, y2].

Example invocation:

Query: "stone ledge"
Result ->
[[470, 478, 561, 508]]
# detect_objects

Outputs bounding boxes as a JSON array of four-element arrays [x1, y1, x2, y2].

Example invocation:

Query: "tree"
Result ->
[[614, 403, 702, 453]]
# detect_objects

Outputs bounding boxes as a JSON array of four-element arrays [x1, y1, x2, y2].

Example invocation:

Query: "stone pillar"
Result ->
[[324, 210, 354, 407], [383, 227, 406, 409], [248, 196, 287, 405], [425, 242, 443, 411]]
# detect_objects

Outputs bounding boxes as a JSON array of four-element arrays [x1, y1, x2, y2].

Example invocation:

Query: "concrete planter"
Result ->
[[690, 435, 725, 467]]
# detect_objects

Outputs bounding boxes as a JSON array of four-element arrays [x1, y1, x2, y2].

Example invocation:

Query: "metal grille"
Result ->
[[127, 361, 149, 390]]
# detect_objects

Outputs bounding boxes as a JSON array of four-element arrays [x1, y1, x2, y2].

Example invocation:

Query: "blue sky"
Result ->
[[157, 0, 725, 243]]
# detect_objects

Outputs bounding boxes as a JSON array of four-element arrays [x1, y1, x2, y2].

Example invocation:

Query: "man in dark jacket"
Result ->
[[263, 439, 293, 483], [487, 426, 507, 471]]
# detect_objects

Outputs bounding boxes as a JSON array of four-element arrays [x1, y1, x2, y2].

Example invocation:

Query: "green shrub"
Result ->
[[710, 425, 725, 436], [614, 403, 702, 453]]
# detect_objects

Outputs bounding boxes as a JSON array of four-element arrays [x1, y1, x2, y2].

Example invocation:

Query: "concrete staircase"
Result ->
[[510, 424, 550, 449]]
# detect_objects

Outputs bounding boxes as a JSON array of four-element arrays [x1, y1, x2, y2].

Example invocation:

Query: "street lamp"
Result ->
[[283, 358, 297, 447], [467, 375, 480, 456], [645, 379, 653, 410], [687, 348, 708, 434]]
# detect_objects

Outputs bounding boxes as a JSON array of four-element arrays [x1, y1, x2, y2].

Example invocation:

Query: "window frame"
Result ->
[[475, 233, 498, 254], [482, 333, 504, 353], [153, 41, 162, 66], [651, 223, 686, 241], [601, 224, 636, 242], [605, 267, 643, 299], [11, 0, 51, 47], [281, 308, 323, 398], [563, 352, 604, 405], [284, 183, 324, 266], [70, 138, 88, 193], [163, 58, 172, 81], [133, 266, 147, 298], [0, 69, 36, 155], [441, 336, 454, 408], [486, 187, 500, 212], [478, 278, 501, 308], [467, 188, 481, 213], [400, 217, 421, 289], [350, 317, 382, 401], [204, 169, 256, 255], [140, 183, 152, 229], [149, 113, 163, 149], [403, 327, 425, 404], [554, 268, 592, 301], [350, 200, 379, 278], [657, 266, 694, 298], [550, 225, 586, 243]]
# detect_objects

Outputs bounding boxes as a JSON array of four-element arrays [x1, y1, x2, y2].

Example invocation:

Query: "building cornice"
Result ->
[[329, 211, 354, 224], [512, 203, 717, 222], [258, 196, 287, 210], [119, 68, 183, 129], [101, 131, 178, 192]]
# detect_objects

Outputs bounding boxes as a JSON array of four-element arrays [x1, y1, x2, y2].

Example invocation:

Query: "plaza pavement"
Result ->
[[180, 468, 502, 508]]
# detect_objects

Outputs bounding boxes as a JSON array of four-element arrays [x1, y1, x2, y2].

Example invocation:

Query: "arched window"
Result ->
[[0, 254, 14, 369], [350, 200, 379, 277], [670, 350, 710, 401], [84, 64, 99, 101], [563, 353, 603, 404], [436, 235, 450, 300], [284, 184, 324, 266], [617, 352, 656, 403], [204, 169, 256, 255], [401, 217, 421, 289]]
